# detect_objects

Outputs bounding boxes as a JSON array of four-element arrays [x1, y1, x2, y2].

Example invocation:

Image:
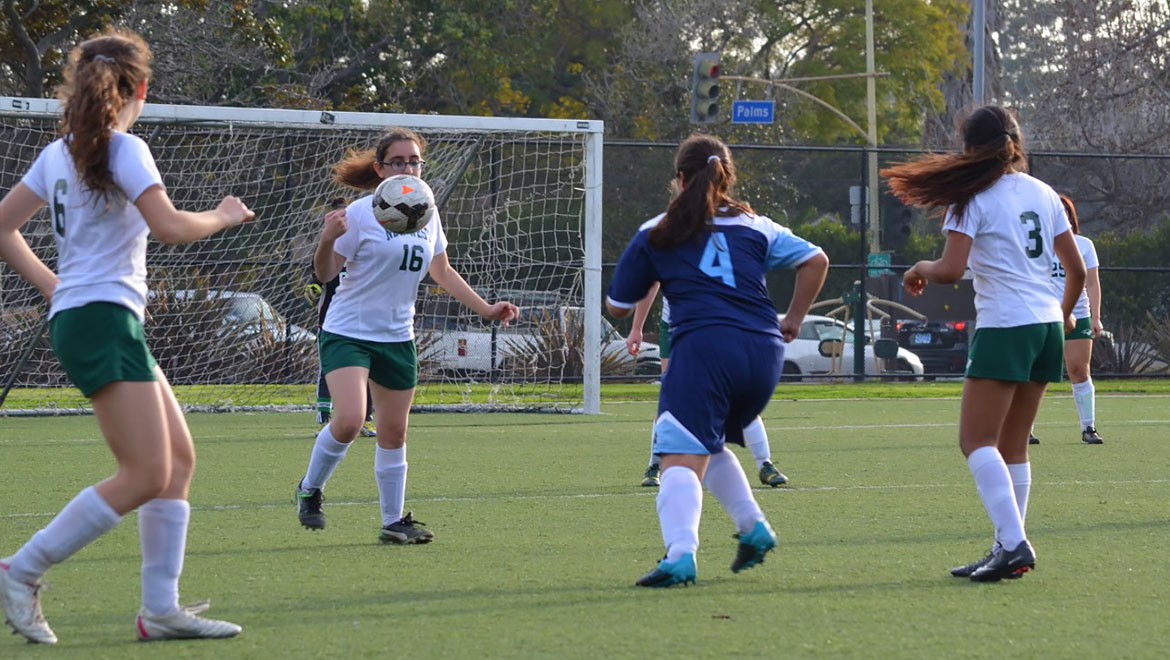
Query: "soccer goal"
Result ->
[[0, 97, 604, 415]]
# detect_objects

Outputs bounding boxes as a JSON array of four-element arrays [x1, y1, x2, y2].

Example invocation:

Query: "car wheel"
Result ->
[[782, 361, 802, 383]]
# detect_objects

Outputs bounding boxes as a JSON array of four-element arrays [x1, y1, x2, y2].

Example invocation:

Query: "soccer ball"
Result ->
[[371, 174, 436, 234]]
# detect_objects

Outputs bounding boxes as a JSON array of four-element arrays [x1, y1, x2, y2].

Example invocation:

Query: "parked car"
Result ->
[[895, 320, 970, 377], [419, 306, 660, 376], [778, 314, 924, 380], [148, 289, 318, 347]]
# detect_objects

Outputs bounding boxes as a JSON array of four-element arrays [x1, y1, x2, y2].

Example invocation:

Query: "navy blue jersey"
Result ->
[[607, 212, 823, 341]]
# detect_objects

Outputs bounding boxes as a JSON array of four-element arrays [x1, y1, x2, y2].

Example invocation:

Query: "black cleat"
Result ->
[[379, 512, 434, 544], [634, 553, 696, 588], [950, 550, 996, 578], [296, 483, 325, 530], [1028, 433, 1040, 445], [970, 540, 1035, 582], [1081, 426, 1104, 444]]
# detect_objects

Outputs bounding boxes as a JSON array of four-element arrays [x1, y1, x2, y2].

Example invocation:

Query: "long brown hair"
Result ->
[[1060, 194, 1079, 234], [881, 105, 1027, 226], [57, 30, 152, 200], [649, 134, 753, 250], [333, 128, 427, 191]]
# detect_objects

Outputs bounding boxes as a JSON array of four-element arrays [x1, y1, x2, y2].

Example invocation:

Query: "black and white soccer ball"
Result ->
[[372, 174, 436, 234]]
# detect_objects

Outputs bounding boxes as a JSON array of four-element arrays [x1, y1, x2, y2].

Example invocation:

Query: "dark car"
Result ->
[[895, 320, 970, 377]]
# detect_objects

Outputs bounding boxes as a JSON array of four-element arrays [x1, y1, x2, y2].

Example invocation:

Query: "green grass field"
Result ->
[[1, 391, 1168, 659]]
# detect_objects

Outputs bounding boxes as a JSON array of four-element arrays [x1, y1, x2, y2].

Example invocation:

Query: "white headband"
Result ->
[[93, 54, 116, 63], [707, 155, 720, 164]]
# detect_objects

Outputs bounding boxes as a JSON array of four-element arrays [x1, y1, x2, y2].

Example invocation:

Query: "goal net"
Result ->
[[0, 98, 604, 415]]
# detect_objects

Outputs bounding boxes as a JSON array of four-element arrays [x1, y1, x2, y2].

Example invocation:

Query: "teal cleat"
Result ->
[[635, 553, 697, 588], [640, 464, 661, 487], [730, 520, 777, 573], [758, 461, 788, 487]]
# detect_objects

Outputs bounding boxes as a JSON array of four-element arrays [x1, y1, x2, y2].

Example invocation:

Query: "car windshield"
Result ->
[[810, 320, 856, 341], [224, 295, 279, 325]]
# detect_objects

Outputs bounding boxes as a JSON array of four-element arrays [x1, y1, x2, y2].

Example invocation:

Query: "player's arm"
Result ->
[[778, 253, 829, 342], [1053, 229, 1086, 327], [429, 251, 519, 323], [136, 186, 253, 245], [0, 183, 58, 300], [903, 230, 972, 295], [314, 207, 348, 283], [1086, 264, 1103, 337], [625, 282, 660, 355]]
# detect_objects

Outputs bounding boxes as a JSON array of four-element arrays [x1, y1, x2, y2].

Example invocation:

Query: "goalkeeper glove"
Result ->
[[303, 283, 323, 308]]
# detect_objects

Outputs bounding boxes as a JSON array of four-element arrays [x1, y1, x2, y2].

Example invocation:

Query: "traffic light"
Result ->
[[690, 52, 721, 124]]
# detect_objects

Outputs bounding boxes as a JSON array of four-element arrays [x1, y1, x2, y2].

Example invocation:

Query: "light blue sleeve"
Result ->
[[765, 222, 824, 271]]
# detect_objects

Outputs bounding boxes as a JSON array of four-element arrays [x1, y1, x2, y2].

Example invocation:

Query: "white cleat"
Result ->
[[0, 556, 58, 644], [135, 600, 241, 641]]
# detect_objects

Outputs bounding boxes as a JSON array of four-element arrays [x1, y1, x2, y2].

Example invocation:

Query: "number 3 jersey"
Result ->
[[21, 133, 162, 322], [607, 212, 823, 342], [942, 172, 1072, 329], [323, 195, 448, 342]]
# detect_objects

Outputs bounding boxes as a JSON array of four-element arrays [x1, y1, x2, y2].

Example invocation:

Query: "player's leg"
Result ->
[[134, 368, 239, 641], [367, 340, 431, 544], [315, 360, 331, 426], [1065, 334, 1101, 443], [999, 379, 1047, 529], [635, 453, 706, 588], [744, 417, 787, 486], [360, 386, 377, 437], [296, 366, 366, 529], [639, 341, 670, 487]]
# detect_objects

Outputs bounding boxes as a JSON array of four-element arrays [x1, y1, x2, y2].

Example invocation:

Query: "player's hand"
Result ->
[[1091, 317, 1103, 338], [1064, 313, 1076, 334], [625, 328, 643, 356], [322, 208, 347, 241], [779, 314, 803, 343], [303, 283, 323, 307], [903, 263, 928, 296], [484, 301, 520, 325], [218, 195, 255, 226]]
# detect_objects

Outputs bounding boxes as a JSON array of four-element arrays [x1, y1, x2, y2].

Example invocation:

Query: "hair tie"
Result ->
[[93, 54, 116, 63], [707, 155, 720, 164]]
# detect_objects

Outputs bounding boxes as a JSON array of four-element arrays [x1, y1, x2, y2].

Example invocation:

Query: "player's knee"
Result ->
[[376, 422, 407, 448], [330, 415, 363, 442], [1067, 364, 1089, 382]]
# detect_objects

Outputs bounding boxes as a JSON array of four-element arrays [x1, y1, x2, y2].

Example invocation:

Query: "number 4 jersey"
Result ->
[[607, 211, 824, 342], [21, 133, 162, 322], [942, 172, 1072, 329], [323, 196, 448, 343]]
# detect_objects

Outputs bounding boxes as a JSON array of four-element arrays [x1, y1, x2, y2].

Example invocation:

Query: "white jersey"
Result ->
[[322, 195, 448, 342], [942, 172, 1071, 329], [661, 297, 671, 325], [1049, 234, 1098, 320], [21, 133, 163, 322]]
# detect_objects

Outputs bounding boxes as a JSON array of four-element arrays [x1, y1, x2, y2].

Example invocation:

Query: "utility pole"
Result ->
[[972, 0, 986, 105], [865, 0, 879, 256]]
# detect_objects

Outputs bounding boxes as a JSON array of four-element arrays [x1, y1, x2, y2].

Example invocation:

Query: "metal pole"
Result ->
[[973, 0, 986, 105], [865, 0, 880, 255]]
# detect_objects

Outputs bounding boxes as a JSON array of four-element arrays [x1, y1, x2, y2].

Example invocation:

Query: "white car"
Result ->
[[778, 314, 924, 380], [149, 289, 317, 346]]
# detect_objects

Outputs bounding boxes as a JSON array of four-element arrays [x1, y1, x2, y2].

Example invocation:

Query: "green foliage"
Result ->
[[1092, 215, 1170, 328]]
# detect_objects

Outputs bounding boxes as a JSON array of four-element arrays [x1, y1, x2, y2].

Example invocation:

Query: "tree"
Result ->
[[0, 0, 128, 97]]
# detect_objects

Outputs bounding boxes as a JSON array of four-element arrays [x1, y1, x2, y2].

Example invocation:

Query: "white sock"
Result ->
[[7, 486, 121, 584], [967, 446, 1026, 551], [1072, 379, 1095, 430], [701, 448, 765, 534], [742, 417, 772, 468], [138, 498, 189, 616], [648, 423, 660, 468], [374, 445, 408, 526], [301, 424, 352, 490], [657, 466, 702, 561], [1007, 462, 1031, 524]]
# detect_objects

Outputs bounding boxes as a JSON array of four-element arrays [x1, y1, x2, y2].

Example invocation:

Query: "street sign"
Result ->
[[731, 100, 774, 124], [867, 252, 892, 277]]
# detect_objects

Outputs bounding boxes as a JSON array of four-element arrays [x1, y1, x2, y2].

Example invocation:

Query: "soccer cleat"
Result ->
[[730, 520, 778, 573], [0, 557, 57, 644], [359, 420, 378, 437], [1028, 432, 1040, 445], [641, 464, 661, 488], [635, 553, 697, 588], [379, 512, 434, 544], [950, 546, 1023, 579], [1082, 426, 1104, 444], [296, 483, 325, 530], [970, 539, 1036, 582], [758, 461, 788, 487], [136, 600, 241, 641]]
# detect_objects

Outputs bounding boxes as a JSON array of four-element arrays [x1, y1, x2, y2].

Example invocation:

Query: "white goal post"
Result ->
[[0, 97, 604, 415]]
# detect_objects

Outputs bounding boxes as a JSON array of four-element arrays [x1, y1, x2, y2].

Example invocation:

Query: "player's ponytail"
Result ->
[[1060, 194, 1079, 235], [650, 134, 752, 250], [334, 128, 427, 191], [57, 30, 152, 201], [882, 105, 1027, 226]]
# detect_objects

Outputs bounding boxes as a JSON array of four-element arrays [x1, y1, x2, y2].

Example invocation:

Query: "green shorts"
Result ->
[[658, 318, 672, 360], [1066, 316, 1093, 341], [49, 302, 157, 397], [318, 330, 417, 390], [966, 322, 1064, 383]]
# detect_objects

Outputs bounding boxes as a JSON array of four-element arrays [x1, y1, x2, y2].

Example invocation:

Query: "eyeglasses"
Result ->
[[379, 158, 425, 172]]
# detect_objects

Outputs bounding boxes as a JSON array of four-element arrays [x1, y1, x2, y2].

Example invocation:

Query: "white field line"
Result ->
[[7, 417, 1169, 444], [2, 479, 1168, 520]]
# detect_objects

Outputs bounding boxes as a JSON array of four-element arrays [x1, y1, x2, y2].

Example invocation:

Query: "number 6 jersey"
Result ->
[[941, 172, 1072, 329]]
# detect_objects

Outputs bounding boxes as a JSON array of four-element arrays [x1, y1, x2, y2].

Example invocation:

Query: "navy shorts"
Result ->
[[653, 325, 783, 455]]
